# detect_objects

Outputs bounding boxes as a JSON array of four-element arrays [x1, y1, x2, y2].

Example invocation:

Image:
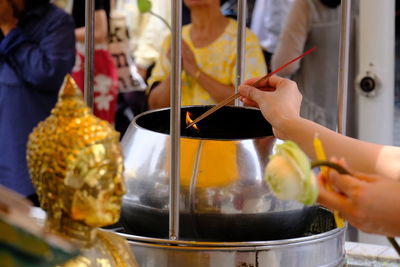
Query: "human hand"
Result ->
[[0, 0, 18, 35], [317, 159, 400, 236], [238, 76, 302, 138], [181, 41, 199, 78]]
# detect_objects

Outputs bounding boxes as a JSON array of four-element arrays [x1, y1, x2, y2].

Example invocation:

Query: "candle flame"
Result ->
[[186, 112, 199, 130]]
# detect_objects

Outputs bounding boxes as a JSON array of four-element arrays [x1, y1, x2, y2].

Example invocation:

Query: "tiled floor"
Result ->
[[346, 241, 400, 266]]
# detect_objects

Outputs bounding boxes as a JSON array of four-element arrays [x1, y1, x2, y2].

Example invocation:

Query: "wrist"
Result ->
[[273, 116, 302, 140]]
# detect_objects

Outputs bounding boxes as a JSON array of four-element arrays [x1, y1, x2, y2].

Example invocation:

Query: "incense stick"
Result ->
[[186, 46, 317, 129]]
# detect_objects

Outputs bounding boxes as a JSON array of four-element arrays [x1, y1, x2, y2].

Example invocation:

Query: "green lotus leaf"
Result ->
[[137, 0, 152, 13]]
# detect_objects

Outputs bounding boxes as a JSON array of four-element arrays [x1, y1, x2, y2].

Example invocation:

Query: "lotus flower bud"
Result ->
[[265, 141, 318, 205]]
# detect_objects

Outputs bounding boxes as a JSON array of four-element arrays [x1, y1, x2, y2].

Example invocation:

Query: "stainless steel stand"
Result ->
[[84, 0, 94, 109], [121, 226, 346, 267], [235, 0, 247, 106], [337, 0, 351, 135], [80, 0, 350, 266], [169, 0, 182, 241]]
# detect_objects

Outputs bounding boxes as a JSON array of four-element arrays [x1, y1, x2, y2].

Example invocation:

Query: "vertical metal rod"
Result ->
[[235, 0, 247, 106], [84, 0, 95, 108], [337, 0, 351, 135], [169, 0, 182, 240]]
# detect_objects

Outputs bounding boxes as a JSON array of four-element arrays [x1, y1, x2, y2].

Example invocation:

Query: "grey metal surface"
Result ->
[[235, 0, 247, 106], [169, 0, 183, 241], [84, 0, 94, 108], [337, 0, 351, 135], [129, 244, 344, 267], [120, 106, 316, 242]]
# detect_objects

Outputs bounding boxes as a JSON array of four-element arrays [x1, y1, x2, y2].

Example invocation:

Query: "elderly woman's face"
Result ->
[[183, 0, 220, 8]]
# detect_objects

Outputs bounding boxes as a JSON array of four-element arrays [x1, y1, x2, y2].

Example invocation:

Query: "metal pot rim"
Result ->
[[130, 105, 270, 141], [117, 224, 346, 249]]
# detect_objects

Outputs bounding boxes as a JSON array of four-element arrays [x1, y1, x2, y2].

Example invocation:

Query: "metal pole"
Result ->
[[169, 0, 182, 240], [235, 0, 247, 106], [337, 0, 357, 242], [84, 0, 95, 109], [337, 0, 351, 135]]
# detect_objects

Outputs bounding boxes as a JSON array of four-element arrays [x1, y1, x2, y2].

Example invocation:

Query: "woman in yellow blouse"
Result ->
[[147, 0, 267, 108]]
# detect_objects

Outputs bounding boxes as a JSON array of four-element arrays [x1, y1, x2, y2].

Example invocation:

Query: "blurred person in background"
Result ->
[[271, 0, 343, 130], [251, 0, 294, 71], [0, 0, 75, 204], [119, 0, 171, 80], [64, 0, 119, 124], [147, 0, 267, 109], [114, 0, 171, 127]]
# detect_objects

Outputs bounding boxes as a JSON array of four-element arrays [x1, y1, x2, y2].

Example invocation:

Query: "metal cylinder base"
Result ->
[[119, 208, 346, 267]]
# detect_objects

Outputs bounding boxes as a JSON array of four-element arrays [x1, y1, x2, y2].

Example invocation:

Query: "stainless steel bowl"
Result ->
[[120, 106, 318, 241]]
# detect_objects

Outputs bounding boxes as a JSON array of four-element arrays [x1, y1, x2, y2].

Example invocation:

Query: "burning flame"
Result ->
[[186, 112, 199, 130]]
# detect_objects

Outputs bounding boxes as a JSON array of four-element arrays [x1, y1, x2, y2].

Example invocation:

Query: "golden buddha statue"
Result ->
[[26, 75, 138, 267]]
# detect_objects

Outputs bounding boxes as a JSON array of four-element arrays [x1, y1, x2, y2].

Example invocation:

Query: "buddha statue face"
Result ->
[[66, 141, 126, 227], [27, 75, 125, 230]]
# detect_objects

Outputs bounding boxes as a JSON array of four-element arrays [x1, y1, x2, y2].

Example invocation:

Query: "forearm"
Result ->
[[376, 146, 400, 180], [75, 26, 107, 44], [148, 77, 171, 109], [75, 10, 108, 44], [240, 73, 400, 181], [1, 17, 76, 91], [197, 71, 235, 103], [75, 27, 85, 43], [281, 117, 383, 175]]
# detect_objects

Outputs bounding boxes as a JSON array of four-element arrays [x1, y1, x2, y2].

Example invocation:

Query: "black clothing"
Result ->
[[72, 0, 110, 28], [320, 0, 341, 8]]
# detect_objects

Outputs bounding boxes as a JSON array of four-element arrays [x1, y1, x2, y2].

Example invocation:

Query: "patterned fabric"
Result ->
[[72, 43, 118, 124], [148, 18, 267, 106]]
